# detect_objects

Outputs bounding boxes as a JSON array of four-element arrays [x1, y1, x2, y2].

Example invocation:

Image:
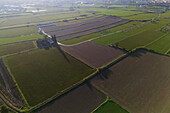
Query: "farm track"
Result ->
[[0, 14, 165, 112], [0, 58, 25, 108], [59, 20, 149, 47], [0, 13, 103, 30], [1, 48, 38, 58]]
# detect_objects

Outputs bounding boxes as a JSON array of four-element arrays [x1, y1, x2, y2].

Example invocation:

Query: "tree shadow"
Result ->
[[85, 81, 93, 91], [96, 69, 113, 80], [54, 43, 70, 62], [130, 50, 147, 58]]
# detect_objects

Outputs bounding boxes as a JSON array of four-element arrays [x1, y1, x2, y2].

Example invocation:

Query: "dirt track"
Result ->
[[61, 41, 126, 68], [0, 58, 25, 108]]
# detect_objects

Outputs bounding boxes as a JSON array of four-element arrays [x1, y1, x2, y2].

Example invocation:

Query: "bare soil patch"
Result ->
[[42, 16, 130, 41], [61, 42, 126, 68], [91, 50, 170, 113], [35, 83, 106, 113]]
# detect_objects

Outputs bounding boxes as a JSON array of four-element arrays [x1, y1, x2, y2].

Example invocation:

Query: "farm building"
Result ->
[[38, 30, 43, 35], [36, 22, 56, 28]]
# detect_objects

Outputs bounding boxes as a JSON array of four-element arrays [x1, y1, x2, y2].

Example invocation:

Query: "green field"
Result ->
[[0, 26, 38, 38], [0, 10, 93, 28], [146, 33, 170, 54], [4, 47, 94, 106], [92, 19, 168, 47], [0, 41, 35, 56], [122, 13, 158, 20], [60, 33, 101, 45], [79, 8, 142, 17], [118, 30, 164, 50], [93, 100, 129, 113], [0, 34, 43, 45], [60, 21, 142, 45]]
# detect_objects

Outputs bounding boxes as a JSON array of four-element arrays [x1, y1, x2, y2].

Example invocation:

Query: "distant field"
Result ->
[[0, 34, 43, 45], [0, 41, 35, 56], [92, 21, 167, 47], [4, 47, 94, 106], [0, 11, 93, 28], [146, 33, 170, 54], [35, 84, 106, 113], [60, 33, 101, 45], [93, 100, 129, 113], [61, 42, 126, 68], [0, 26, 38, 38], [122, 13, 158, 20], [60, 21, 141, 45], [91, 50, 170, 113], [80, 8, 142, 17], [118, 30, 164, 50]]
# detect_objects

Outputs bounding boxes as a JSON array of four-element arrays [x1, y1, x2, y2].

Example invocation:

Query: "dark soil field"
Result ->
[[4, 47, 94, 106], [42, 16, 130, 41], [61, 42, 126, 68], [91, 50, 170, 113], [35, 83, 106, 113]]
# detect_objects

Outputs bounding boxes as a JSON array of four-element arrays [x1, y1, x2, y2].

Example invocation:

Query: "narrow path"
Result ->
[[58, 21, 149, 47], [0, 97, 20, 113], [2, 48, 38, 58]]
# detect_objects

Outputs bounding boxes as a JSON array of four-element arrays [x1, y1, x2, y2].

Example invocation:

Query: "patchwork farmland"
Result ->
[[35, 83, 106, 113], [61, 41, 126, 68], [41, 15, 130, 41], [91, 49, 170, 113], [0, 41, 36, 57], [4, 47, 95, 106], [0, 2, 169, 113]]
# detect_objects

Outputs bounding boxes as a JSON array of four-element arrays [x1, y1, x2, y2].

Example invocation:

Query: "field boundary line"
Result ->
[[165, 49, 170, 54], [145, 33, 168, 47], [0, 94, 20, 112], [28, 69, 99, 112], [2, 59, 30, 108], [1, 48, 38, 58], [91, 97, 109, 113], [59, 21, 150, 46]]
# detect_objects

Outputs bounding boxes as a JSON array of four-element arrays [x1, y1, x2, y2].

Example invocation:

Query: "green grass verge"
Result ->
[[60, 33, 101, 45], [93, 100, 129, 113], [0, 34, 43, 45], [0, 26, 38, 38], [118, 30, 164, 51], [4, 47, 95, 106], [92, 19, 168, 47], [122, 13, 158, 20], [60, 21, 141, 45], [79, 8, 142, 17], [0, 41, 35, 56], [146, 33, 170, 54]]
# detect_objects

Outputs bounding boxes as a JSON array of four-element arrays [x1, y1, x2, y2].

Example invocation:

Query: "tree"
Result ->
[[52, 35, 57, 44], [1, 106, 8, 113], [115, 42, 119, 47]]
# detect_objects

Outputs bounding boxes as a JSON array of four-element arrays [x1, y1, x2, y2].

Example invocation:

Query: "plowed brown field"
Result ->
[[35, 83, 106, 113], [61, 42, 126, 68], [42, 16, 130, 41], [91, 50, 170, 113]]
